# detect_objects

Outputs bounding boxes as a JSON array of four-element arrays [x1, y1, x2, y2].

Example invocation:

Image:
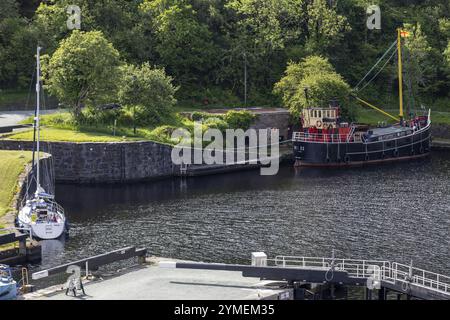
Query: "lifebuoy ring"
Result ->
[[316, 120, 322, 127]]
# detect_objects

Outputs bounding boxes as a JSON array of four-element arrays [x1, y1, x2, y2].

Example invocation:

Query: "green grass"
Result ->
[[14, 110, 183, 143], [0, 150, 33, 218], [356, 108, 399, 125], [430, 111, 450, 125], [356, 107, 450, 125], [6, 127, 142, 143]]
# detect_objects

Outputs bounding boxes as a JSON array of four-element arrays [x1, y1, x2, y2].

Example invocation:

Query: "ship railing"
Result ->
[[46, 199, 65, 215], [347, 125, 356, 142], [292, 132, 353, 143], [270, 255, 450, 296]]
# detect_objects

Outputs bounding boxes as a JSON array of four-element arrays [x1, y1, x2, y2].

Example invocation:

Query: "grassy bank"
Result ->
[[9, 108, 256, 144], [0, 150, 33, 228], [6, 127, 143, 143]]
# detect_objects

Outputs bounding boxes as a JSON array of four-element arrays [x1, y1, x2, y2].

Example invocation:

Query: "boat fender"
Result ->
[[419, 146, 424, 154], [316, 120, 322, 128], [344, 155, 350, 163], [394, 149, 399, 157], [365, 154, 369, 161], [326, 157, 330, 163]]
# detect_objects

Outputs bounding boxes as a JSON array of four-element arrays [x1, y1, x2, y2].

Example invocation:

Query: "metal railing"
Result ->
[[270, 255, 450, 296], [292, 121, 431, 145], [292, 132, 353, 143], [386, 262, 450, 294], [45, 199, 65, 215]]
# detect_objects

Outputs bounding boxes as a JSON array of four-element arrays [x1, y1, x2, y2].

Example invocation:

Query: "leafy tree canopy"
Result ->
[[118, 62, 178, 117], [274, 56, 351, 117], [43, 30, 122, 118]]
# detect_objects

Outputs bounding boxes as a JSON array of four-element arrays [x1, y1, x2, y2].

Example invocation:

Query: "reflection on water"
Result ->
[[37, 150, 449, 281]]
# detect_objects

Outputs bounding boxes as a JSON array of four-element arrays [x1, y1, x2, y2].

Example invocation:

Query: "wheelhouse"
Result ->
[[302, 106, 340, 130]]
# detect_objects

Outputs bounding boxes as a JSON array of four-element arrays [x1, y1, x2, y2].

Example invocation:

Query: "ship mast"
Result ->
[[35, 46, 41, 196], [397, 28, 404, 124]]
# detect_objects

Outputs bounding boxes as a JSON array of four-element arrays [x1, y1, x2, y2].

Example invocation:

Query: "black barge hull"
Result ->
[[293, 125, 431, 167]]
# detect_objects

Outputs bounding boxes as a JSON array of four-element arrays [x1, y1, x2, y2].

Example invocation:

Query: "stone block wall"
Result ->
[[0, 140, 176, 183]]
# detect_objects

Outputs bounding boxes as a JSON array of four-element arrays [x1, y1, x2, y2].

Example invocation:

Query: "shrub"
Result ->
[[203, 117, 229, 131], [118, 63, 178, 126], [223, 110, 255, 130]]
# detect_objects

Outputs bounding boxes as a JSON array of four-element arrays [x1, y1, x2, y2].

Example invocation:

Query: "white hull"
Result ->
[[17, 199, 66, 240], [17, 219, 66, 240], [31, 222, 65, 240]]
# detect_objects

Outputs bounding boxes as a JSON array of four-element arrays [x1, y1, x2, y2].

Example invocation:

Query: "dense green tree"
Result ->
[[118, 62, 178, 125], [140, 0, 219, 87], [0, 0, 37, 88], [1, 0, 450, 111], [32, 0, 149, 62], [274, 56, 351, 117], [42, 30, 121, 119]]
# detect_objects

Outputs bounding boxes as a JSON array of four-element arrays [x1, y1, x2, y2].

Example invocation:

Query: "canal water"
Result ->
[[35, 150, 449, 289]]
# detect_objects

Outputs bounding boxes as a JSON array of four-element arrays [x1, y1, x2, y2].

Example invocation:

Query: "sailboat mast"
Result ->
[[397, 29, 404, 123], [35, 46, 41, 193]]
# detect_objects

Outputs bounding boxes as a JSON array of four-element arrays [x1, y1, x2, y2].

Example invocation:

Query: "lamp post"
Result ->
[[243, 52, 247, 107], [132, 75, 137, 135]]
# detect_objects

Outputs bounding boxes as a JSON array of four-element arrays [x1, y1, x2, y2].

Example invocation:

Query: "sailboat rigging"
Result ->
[[16, 47, 68, 240]]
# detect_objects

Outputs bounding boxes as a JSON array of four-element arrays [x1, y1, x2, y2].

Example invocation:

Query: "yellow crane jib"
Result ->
[[351, 95, 400, 122]]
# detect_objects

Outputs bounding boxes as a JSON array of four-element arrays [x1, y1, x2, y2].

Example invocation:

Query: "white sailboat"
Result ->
[[16, 46, 67, 240]]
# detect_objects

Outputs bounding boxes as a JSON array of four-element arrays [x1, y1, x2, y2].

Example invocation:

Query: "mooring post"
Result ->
[[378, 287, 386, 300], [365, 288, 373, 300], [18, 238, 27, 256]]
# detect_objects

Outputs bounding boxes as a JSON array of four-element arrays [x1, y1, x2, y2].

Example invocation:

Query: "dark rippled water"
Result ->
[[36, 150, 450, 283]]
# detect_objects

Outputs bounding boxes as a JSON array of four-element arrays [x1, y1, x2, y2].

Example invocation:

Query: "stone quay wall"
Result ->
[[0, 140, 176, 183]]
